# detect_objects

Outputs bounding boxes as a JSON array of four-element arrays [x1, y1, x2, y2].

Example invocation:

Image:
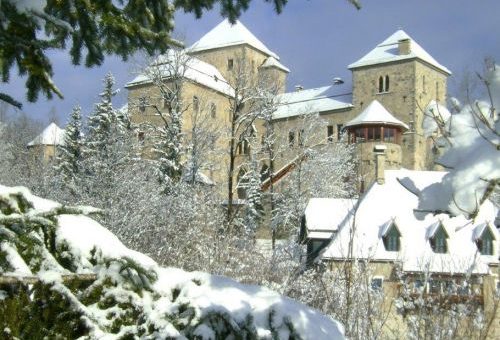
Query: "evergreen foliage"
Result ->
[[55, 105, 84, 193]]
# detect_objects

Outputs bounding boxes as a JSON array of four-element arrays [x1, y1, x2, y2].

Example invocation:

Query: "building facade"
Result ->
[[125, 20, 451, 198]]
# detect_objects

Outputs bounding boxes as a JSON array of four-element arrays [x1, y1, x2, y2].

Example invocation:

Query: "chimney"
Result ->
[[333, 77, 344, 85], [295, 85, 304, 92], [374, 145, 387, 185], [398, 38, 411, 55]]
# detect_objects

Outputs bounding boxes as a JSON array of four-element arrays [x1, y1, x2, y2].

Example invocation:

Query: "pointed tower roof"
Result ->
[[27, 122, 65, 146], [345, 100, 409, 129], [188, 20, 279, 59], [348, 30, 451, 75]]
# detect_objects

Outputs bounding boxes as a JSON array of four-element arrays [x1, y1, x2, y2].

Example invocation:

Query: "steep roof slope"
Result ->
[[320, 169, 498, 274], [345, 100, 409, 129], [126, 50, 234, 97], [349, 30, 451, 75], [27, 122, 65, 146], [188, 19, 279, 59]]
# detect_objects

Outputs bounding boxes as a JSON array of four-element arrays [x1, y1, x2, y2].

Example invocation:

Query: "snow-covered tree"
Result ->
[[272, 113, 358, 238], [55, 105, 84, 194], [417, 63, 499, 218], [0, 184, 345, 339]]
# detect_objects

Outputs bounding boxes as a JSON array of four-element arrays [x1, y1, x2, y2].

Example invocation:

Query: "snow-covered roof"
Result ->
[[345, 100, 409, 129], [273, 86, 353, 120], [348, 30, 451, 75], [316, 169, 498, 275], [126, 50, 235, 97], [188, 20, 279, 59], [304, 198, 356, 239], [260, 56, 290, 73], [27, 122, 65, 147]]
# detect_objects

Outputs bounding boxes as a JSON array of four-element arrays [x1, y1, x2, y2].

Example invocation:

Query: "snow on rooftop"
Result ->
[[304, 198, 356, 238], [260, 56, 290, 73], [348, 30, 451, 75], [273, 86, 352, 120], [319, 169, 498, 275], [345, 100, 409, 129], [27, 122, 65, 147], [189, 19, 279, 59], [126, 50, 235, 97]]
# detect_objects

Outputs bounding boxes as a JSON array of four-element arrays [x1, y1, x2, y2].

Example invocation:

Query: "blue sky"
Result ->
[[3, 0, 500, 124]]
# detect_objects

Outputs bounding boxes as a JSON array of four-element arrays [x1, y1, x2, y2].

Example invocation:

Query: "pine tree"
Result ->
[[55, 105, 84, 193], [84, 73, 131, 205]]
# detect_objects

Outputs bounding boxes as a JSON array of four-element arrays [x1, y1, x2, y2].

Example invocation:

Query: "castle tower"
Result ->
[[348, 30, 451, 170], [345, 100, 408, 187], [188, 20, 289, 93]]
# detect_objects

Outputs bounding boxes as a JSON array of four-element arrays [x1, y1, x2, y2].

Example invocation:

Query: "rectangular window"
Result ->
[[289, 131, 295, 147], [228, 58, 234, 70], [327, 125, 334, 142], [210, 103, 216, 119], [139, 96, 147, 113], [384, 128, 395, 142], [298, 129, 304, 146], [413, 279, 424, 293], [337, 124, 344, 141], [371, 277, 383, 291], [193, 96, 199, 113]]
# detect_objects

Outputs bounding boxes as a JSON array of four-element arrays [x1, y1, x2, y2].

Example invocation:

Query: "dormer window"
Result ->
[[475, 224, 495, 255], [382, 222, 401, 252], [429, 223, 448, 253]]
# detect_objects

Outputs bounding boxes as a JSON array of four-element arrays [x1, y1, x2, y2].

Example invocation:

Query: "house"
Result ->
[[301, 163, 499, 337], [27, 122, 65, 162]]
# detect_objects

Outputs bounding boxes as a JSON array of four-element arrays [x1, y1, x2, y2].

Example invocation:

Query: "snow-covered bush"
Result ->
[[0, 185, 344, 339], [418, 64, 499, 218]]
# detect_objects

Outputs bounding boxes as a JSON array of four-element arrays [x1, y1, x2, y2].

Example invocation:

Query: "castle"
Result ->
[[125, 19, 450, 197]]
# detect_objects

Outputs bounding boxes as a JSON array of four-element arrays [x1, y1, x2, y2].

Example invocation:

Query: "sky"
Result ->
[[3, 0, 500, 125]]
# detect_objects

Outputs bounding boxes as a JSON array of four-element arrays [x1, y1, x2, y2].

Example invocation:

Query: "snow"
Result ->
[[422, 100, 451, 137], [260, 56, 290, 73], [154, 268, 345, 339], [126, 50, 234, 97], [348, 30, 451, 75], [345, 100, 409, 129], [27, 122, 65, 146], [56, 214, 157, 272], [418, 65, 500, 217], [318, 169, 498, 275], [0, 185, 345, 339], [273, 86, 352, 120], [10, 0, 46, 14], [188, 19, 280, 60], [304, 198, 356, 238]]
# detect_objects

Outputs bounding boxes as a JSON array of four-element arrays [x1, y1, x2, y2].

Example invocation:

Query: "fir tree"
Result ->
[[84, 73, 132, 205], [55, 105, 84, 193]]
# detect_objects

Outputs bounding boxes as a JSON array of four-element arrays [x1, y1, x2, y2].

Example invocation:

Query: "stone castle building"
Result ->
[[126, 19, 450, 196]]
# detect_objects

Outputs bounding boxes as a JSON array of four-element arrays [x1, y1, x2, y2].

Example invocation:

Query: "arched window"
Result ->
[[378, 76, 384, 93], [385, 75, 390, 92]]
